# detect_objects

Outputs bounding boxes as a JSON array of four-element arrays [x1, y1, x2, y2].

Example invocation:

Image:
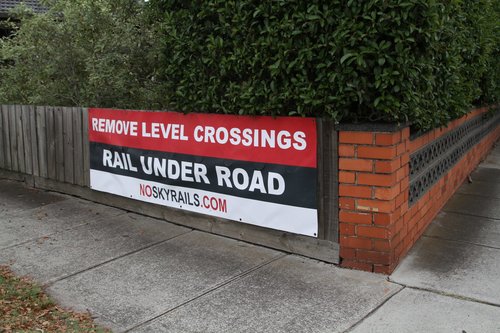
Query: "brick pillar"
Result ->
[[338, 127, 410, 274]]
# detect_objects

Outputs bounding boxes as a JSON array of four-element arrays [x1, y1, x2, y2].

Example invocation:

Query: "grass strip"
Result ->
[[0, 265, 110, 332]]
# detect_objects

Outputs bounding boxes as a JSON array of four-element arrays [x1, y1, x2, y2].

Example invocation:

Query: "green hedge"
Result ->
[[1, 0, 498, 131], [151, 0, 499, 130]]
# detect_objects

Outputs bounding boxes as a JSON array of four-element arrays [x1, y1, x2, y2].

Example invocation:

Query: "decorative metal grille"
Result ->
[[409, 111, 500, 205]]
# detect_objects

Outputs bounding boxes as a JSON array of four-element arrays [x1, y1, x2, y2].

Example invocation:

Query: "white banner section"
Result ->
[[91, 169, 317, 236]]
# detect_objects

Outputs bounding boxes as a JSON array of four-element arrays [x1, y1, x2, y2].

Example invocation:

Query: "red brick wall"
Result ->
[[338, 107, 500, 274]]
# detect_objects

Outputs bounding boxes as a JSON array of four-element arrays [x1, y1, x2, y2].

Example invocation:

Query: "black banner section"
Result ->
[[90, 142, 317, 209]]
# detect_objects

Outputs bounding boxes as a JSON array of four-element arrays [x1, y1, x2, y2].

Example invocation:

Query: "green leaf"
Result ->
[[340, 53, 355, 64]]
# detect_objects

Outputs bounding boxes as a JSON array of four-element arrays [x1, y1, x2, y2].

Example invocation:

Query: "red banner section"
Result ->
[[88, 108, 316, 168]]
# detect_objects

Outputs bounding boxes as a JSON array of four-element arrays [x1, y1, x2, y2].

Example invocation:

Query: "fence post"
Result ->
[[317, 118, 338, 242]]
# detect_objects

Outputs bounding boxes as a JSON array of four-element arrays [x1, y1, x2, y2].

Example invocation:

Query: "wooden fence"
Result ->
[[0, 105, 89, 187], [0, 105, 339, 263]]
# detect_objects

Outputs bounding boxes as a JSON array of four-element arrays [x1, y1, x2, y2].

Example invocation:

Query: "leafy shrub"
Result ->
[[0, 0, 164, 109], [149, 0, 499, 130], [0, 0, 498, 131]]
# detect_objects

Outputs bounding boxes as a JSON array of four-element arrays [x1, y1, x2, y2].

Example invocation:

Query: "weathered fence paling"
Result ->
[[35, 106, 48, 178], [0, 106, 5, 169]]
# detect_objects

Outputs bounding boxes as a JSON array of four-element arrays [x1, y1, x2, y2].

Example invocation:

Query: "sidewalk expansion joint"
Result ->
[[343, 282, 405, 333], [0, 196, 71, 218], [441, 209, 500, 222], [456, 188, 500, 200], [387, 281, 500, 308], [422, 235, 500, 251], [0, 222, 94, 252], [1, 236, 55, 252], [123, 253, 289, 333], [0, 210, 129, 252], [43, 229, 194, 288]]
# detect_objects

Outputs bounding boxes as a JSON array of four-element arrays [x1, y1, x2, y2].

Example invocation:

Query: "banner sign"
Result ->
[[88, 108, 318, 237]]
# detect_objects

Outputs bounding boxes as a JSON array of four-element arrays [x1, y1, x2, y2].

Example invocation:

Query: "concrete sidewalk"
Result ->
[[351, 143, 500, 332], [1, 144, 499, 332]]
